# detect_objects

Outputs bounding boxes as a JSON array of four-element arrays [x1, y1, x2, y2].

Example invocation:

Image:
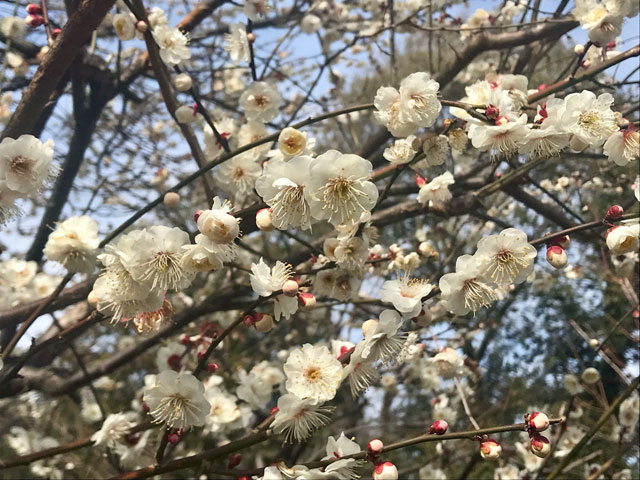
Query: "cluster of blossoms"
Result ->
[[573, 0, 638, 45], [0, 258, 59, 310], [90, 196, 239, 326], [0, 134, 56, 223], [43, 216, 100, 273]]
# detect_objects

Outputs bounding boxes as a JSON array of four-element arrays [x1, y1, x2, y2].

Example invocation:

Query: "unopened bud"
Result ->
[[429, 420, 448, 435], [606, 41, 616, 49], [242, 313, 256, 327], [163, 191, 180, 207], [254, 313, 274, 332], [480, 439, 501, 460], [135, 20, 148, 33], [167, 353, 181, 371], [256, 208, 276, 232], [167, 433, 180, 444], [546, 245, 568, 270], [418, 241, 438, 257], [269, 406, 279, 415], [537, 83, 547, 91], [175, 105, 196, 123], [25, 14, 44, 27], [527, 412, 549, 432], [606, 205, 624, 220], [247, 32, 256, 43], [207, 362, 219, 373], [282, 279, 299, 297], [551, 235, 570, 250], [415, 176, 426, 187], [485, 105, 499, 119], [581, 367, 600, 385], [26, 3, 42, 14], [529, 435, 551, 458], [574, 44, 585, 55], [362, 319, 378, 337], [194, 210, 203, 223], [87, 290, 99, 306], [228, 453, 242, 469], [588, 338, 599, 348], [298, 292, 316, 310], [197, 350, 207, 361], [52, 28, 61, 38], [373, 462, 398, 480], [179, 333, 191, 345], [367, 438, 384, 455], [174, 73, 192, 91]]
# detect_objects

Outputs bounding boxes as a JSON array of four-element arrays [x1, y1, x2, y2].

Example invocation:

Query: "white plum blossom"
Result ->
[[383, 136, 417, 164], [439, 254, 498, 315], [255, 156, 314, 230], [283, 344, 343, 402], [398, 72, 441, 128], [91, 412, 137, 449], [43, 216, 100, 273], [239, 82, 282, 122], [306, 150, 378, 226], [357, 309, 405, 363], [250, 258, 298, 320], [274, 127, 315, 159], [196, 196, 240, 244], [573, 0, 623, 45], [418, 135, 449, 170], [380, 276, 433, 318], [606, 223, 640, 255], [320, 433, 364, 479], [143, 370, 211, 430], [225, 23, 250, 63], [204, 387, 242, 433], [430, 347, 465, 379], [474, 228, 537, 288], [417, 171, 455, 205], [561, 91, 617, 146], [271, 393, 333, 443], [0, 134, 55, 195], [244, 0, 273, 21], [373, 86, 417, 137], [113, 12, 136, 41], [215, 154, 262, 205], [469, 114, 529, 159], [152, 25, 191, 66], [603, 127, 639, 166], [300, 14, 322, 33]]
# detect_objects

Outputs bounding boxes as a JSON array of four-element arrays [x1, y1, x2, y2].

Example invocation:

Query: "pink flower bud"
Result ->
[[167, 433, 180, 444], [480, 439, 501, 460], [269, 406, 279, 415], [485, 104, 499, 119], [527, 412, 550, 432], [606, 41, 616, 49], [194, 210, 203, 223], [179, 333, 191, 345], [52, 28, 61, 38], [197, 350, 206, 361], [135, 20, 148, 33], [373, 462, 398, 480], [606, 205, 624, 220], [256, 208, 276, 232], [207, 362, 219, 373], [368, 438, 384, 455], [228, 453, 242, 469], [26, 3, 42, 14], [529, 434, 551, 458], [537, 83, 547, 91], [254, 313, 274, 333], [25, 14, 44, 27], [429, 420, 448, 435], [167, 354, 181, 371], [298, 292, 316, 310], [546, 245, 568, 269], [550, 234, 570, 250], [282, 279, 299, 297], [242, 313, 256, 327], [415, 176, 426, 187]]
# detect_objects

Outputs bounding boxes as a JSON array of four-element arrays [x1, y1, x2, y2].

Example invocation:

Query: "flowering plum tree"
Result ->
[[0, 0, 638, 479]]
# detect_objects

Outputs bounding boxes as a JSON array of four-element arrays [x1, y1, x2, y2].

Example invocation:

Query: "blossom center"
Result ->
[[318, 175, 368, 224], [10, 155, 33, 176], [304, 366, 322, 382]]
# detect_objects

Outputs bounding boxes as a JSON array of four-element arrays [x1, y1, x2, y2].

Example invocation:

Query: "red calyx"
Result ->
[[26, 3, 43, 14]]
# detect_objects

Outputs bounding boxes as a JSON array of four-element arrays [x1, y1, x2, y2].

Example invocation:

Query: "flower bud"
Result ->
[[207, 362, 219, 373], [194, 210, 203, 223], [606, 225, 639, 255], [87, 290, 99, 306], [527, 412, 549, 432], [175, 105, 196, 123], [163, 191, 180, 207], [418, 241, 438, 257], [25, 14, 44, 27], [569, 135, 588, 152], [247, 32, 256, 43], [256, 208, 276, 232], [480, 439, 501, 460], [429, 420, 448, 435], [26, 3, 43, 14], [52, 28, 61, 38], [254, 313, 274, 332], [269, 406, 279, 415], [485, 105, 499, 119], [179, 333, 190, 345], [228, 453, 242, 469], [197, 210, 240, 244], [197, 350, 207, 361], [278, 127, 307, 156], [297, 292, 316, 310], [167, 433, 180, 444], [373, 462, 398, 480], [529, 435, 551, 458], [606, 205, 624, 220], [588, 338, 599, 348], [415, 176, 426, 187], [367, 438, 384, 455], [362, 319, 378, 337], [581, 367, 600, 385], [135, 20, 148, 33], [552, 235, 570, 250], [242, 313, 256, 327], [282, 279, 299, 297], [546, 245, 568, 269], [573, 44, 585, 55], [174, 73, 192, 91], [167, 354, 181, 371]]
